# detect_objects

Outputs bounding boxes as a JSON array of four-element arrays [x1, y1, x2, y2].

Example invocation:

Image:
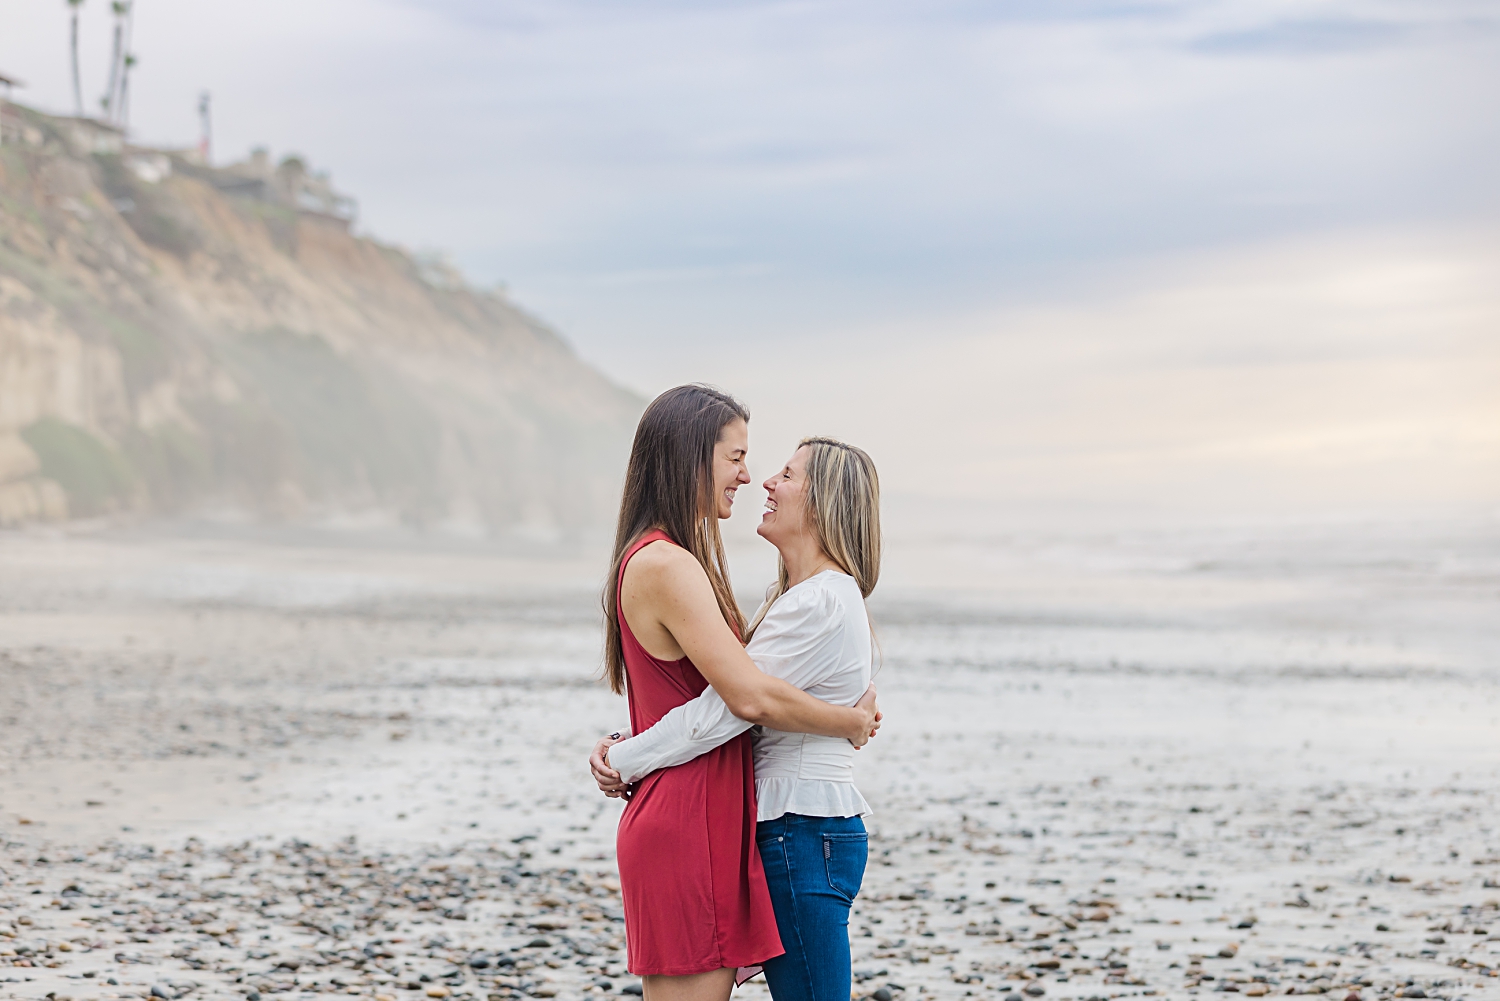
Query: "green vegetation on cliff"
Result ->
[[21, 418, 136, 516]]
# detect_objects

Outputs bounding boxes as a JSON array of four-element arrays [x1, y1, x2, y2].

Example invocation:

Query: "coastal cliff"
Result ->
[[0, 105, 641, 535]]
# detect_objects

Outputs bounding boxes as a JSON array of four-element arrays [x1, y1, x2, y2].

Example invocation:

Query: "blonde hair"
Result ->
[[747, 436, 881, 639]]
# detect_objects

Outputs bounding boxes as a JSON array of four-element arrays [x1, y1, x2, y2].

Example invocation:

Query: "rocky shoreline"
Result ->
[[1, 836, 633, 1000]]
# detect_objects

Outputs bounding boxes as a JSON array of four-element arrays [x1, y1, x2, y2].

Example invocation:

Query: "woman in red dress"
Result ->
[[600, 385, 879, 1001]]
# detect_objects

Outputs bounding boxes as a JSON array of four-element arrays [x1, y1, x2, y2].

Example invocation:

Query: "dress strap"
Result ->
[[618, 529, 678, 592]]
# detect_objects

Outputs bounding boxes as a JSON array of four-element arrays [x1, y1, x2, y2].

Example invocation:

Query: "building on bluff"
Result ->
[[203, 147, 358, 231]]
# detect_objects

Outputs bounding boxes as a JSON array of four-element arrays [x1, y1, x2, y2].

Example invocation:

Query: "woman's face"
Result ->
[[757, 445, 811, 546], [711, 418, 751, 520]]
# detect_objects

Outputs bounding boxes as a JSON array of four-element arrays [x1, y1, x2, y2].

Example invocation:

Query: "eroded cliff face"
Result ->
[[0, 107, 642, 535]]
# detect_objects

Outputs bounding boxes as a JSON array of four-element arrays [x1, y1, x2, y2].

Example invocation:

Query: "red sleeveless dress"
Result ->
[[614, 531, 783, 976]]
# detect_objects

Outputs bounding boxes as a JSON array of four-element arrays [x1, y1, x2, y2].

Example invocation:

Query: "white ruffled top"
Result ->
[[607, 569, 873, 822]]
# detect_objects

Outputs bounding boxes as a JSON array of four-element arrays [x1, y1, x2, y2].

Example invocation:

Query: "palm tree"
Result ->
[[115, 1, 135, 129], [118, 53, 136, 130], [103, 1, 126, 122], [67, 0, 86, 117]]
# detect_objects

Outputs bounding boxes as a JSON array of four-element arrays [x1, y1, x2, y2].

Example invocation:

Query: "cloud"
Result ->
[[1190, 18, 1415, 56], [684, 229, 1500, 518]]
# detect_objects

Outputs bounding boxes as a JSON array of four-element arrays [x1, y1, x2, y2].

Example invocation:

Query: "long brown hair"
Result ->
[[747, 436, 881, 640], [602, 384, 750, 694]]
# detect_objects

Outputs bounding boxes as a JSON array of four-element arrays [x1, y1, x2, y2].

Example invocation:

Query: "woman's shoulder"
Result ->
[[763, 571, 855, 624], [621, 536, 702, 587], [627, 535, 681, 564], [802, 570, 865, 605]]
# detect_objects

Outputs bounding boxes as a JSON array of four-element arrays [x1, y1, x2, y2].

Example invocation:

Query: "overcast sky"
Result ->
[[5, 0, 1498, 520]]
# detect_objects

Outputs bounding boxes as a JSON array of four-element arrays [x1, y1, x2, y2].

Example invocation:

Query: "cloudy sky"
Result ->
[[6, 0, 1498, 520]]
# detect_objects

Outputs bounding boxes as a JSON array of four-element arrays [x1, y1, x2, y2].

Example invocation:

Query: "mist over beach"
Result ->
[[2, 4, 1499, 1001]]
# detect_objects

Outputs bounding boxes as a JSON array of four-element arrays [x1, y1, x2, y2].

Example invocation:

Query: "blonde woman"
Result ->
[[592, 437, 882, 1001]]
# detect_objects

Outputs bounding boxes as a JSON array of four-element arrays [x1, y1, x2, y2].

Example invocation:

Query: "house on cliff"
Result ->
[[204, 146, 358, 231]]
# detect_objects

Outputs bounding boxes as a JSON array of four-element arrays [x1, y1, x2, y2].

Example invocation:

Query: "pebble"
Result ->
[[0, 836, 630, 1001]]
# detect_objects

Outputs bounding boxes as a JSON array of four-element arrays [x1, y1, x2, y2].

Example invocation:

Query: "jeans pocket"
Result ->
[[821, 832, 868, 902]]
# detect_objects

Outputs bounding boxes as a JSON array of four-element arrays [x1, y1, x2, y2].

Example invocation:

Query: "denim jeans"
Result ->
[[756, 813, 868, 1001]]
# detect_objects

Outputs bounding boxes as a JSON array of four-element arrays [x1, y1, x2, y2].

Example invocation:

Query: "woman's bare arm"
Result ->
[[625, 543, 876, 740]]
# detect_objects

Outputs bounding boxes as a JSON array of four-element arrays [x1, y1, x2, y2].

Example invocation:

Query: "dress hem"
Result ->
[[628, 952, 783, 978]]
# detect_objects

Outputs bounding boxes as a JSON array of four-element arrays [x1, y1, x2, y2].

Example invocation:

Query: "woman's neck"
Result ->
[[780, 534, 837, 590]]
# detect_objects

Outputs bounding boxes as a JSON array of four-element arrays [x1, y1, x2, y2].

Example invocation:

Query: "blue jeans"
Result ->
[[756, 814, 868, 1001]]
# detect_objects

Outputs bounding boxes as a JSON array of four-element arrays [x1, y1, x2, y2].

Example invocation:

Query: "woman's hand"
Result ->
[[850, 684, 882, 748], [590, 734, 632, 798]]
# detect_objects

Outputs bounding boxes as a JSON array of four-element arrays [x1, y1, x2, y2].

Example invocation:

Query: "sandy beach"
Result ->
[[1, 516, 1497, 1001]]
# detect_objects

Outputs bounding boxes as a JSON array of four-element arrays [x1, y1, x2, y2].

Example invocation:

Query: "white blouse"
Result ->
[[607, 569, 873, 822]]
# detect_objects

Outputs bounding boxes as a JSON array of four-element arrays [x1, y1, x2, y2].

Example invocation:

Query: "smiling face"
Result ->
[[710, 418, 751, 520], [757, 445, 812, 546]]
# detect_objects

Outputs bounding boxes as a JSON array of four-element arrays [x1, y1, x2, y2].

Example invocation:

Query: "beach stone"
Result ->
[[1024, 986, 1046, 997], [425, 988, 450, 999], [622, 985, 643, 997], [873, 989, 893, 1001], [150, 987, 174, 999], [1218, 944, 1239, 958], [528, 938, 552, 948], [1005, 994, 1025, 1001]]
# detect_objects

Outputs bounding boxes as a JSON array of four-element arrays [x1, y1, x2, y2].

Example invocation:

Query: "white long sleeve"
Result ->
[[605, 577, 854, 786], [607, 684, 749, 784]]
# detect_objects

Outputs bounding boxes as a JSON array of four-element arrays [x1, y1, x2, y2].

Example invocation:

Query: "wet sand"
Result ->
[[1, 518, 1497, 1001]]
